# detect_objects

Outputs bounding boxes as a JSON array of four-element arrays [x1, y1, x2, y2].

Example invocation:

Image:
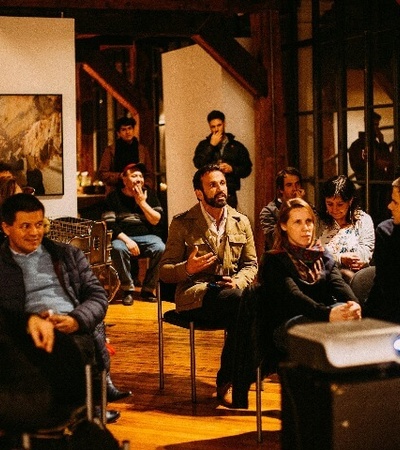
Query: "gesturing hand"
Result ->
[[185, 245, 217, 275]]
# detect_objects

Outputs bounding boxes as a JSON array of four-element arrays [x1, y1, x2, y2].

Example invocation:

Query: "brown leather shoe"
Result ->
[[216, 383, 233, 407]]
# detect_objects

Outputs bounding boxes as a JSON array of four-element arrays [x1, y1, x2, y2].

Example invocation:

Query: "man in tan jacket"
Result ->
[[159, 164, 258, 407]]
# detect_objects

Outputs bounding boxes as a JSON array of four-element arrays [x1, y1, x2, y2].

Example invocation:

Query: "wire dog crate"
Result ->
[[48, 217, 120, 302]]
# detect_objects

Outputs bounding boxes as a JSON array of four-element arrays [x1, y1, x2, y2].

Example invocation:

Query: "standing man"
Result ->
[[364, 177, 400, 322], [193, 110, 252, 209], [98, 116, 153, 194], [103, 163, 165, 306], [259, 167, 306, 250], [159, 164, 258, 407]]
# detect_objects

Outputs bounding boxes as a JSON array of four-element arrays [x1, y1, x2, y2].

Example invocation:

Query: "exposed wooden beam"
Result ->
[[192, 15, 268, 97], [0, 1, 279, 14], [78, 49, 143, 117]]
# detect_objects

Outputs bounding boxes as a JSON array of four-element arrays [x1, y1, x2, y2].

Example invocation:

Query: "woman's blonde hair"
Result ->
[[273, 197, 317, 250]]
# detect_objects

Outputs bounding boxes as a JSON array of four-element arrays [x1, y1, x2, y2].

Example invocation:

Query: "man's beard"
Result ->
[[203, 192, 227, 208]]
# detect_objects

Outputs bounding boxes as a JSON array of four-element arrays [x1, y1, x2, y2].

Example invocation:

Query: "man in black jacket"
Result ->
[[0, 193, 121, 423], [193, 110, 252, 209]]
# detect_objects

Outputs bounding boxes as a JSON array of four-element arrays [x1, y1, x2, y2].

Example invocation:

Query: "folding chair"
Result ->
[[157, 283, 226, 403]]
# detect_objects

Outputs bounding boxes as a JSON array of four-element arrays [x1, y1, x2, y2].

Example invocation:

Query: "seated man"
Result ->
[[159, 164, 258, 407], [103, 163, 165, 305], [259, 167, 307, 250], [0, 193, 121, 423], [364, 177, 400, 322]]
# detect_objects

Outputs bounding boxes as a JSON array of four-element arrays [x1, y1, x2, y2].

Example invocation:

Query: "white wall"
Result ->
[[162, 42, 255, 225], [0, 16, 77, 217]]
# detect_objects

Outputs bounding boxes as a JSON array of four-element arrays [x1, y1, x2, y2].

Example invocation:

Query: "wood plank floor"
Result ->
[[104, 292, 282, 449]]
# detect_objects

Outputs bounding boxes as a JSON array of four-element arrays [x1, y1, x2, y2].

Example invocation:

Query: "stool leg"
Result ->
[[189, 322, 196, 403], [256, 366, 263, 443]]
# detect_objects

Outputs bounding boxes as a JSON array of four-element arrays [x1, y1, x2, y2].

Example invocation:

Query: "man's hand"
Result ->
[[217, 276, 237, 289], [210, 130, 223, 147], [126, 238, 141, 256], [28, 315, 55, 353], [294, 188, 306, 199], [218, 162, 233, 174], [48, 314, 79, 334], [131, 184, 148, 205], [186, 245, 217, 275]]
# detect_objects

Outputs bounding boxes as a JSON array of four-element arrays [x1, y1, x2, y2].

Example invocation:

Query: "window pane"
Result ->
[[299, 115, 314, 204], [298, 0, 312, 41], [346, 36, 365, 109], [372, 31, 394, 106], [298, 47, 313, 111]]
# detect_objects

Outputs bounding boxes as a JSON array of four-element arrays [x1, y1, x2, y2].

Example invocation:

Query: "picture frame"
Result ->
[[0, 94, 63, 195]]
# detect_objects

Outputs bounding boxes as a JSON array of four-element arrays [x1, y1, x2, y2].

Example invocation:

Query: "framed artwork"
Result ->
[[0, 94, 63, 195]]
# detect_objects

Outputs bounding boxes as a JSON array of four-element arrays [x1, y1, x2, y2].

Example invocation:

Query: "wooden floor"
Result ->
[[104, 291, 282, 449]]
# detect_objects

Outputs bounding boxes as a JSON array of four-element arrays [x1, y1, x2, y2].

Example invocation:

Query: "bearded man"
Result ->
[[159, 164, 258, 407]]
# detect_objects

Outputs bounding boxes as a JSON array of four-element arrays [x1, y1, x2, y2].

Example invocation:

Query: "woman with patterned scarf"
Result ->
[[259, 197, 361, 355]]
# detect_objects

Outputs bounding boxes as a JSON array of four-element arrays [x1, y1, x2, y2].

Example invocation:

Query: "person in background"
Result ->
[[348, 111, 393, 225], [103, 162, 165, 306], [0, 193, 123, 423], [259, 167, 307, 250], [364, 177, 400, 322], [98, 116, 153, 194], [193, 110, 252, 209], [259, 197, 361, 356], [159, 164, 258, 408], [98, 116, 154, 287], [318, 175, 375, 283]]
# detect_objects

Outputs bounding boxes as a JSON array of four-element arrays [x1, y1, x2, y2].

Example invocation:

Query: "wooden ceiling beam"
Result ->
[[78, 49, 143, 117], [192, 15, 268, 97], [0, 1, 279, 14]]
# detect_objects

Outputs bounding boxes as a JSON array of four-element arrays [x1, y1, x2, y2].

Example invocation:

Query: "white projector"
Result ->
[[287, 318, 400, 372]]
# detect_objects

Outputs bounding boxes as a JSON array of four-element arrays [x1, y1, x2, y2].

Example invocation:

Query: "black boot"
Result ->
[[106, 373, 132, 402]]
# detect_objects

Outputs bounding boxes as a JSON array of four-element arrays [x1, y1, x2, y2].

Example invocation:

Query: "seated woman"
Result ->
[[318, 175, 375, 283], [259, 197, 361, 355]]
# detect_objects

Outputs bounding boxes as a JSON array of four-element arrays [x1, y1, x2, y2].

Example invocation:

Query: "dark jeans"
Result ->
[[179, 287, 242, 387], [0, 329, 88, 431]]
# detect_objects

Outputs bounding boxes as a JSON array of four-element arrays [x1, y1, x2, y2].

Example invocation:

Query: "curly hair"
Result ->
[[319, 175, 361, 226]]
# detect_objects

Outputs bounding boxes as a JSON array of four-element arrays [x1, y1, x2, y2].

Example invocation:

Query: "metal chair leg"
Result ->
[[85, 364, 93, 422], [256, 365, 263, 443], [100, 370, 107, 425], [189, 321, 196, 403], [157, 282, 165, 390]]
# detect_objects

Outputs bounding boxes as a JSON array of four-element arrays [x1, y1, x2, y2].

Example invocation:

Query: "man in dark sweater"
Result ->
[[364, 177, 400, 322], [103, 163, 165, 305], [98, 116, 153, 194]]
